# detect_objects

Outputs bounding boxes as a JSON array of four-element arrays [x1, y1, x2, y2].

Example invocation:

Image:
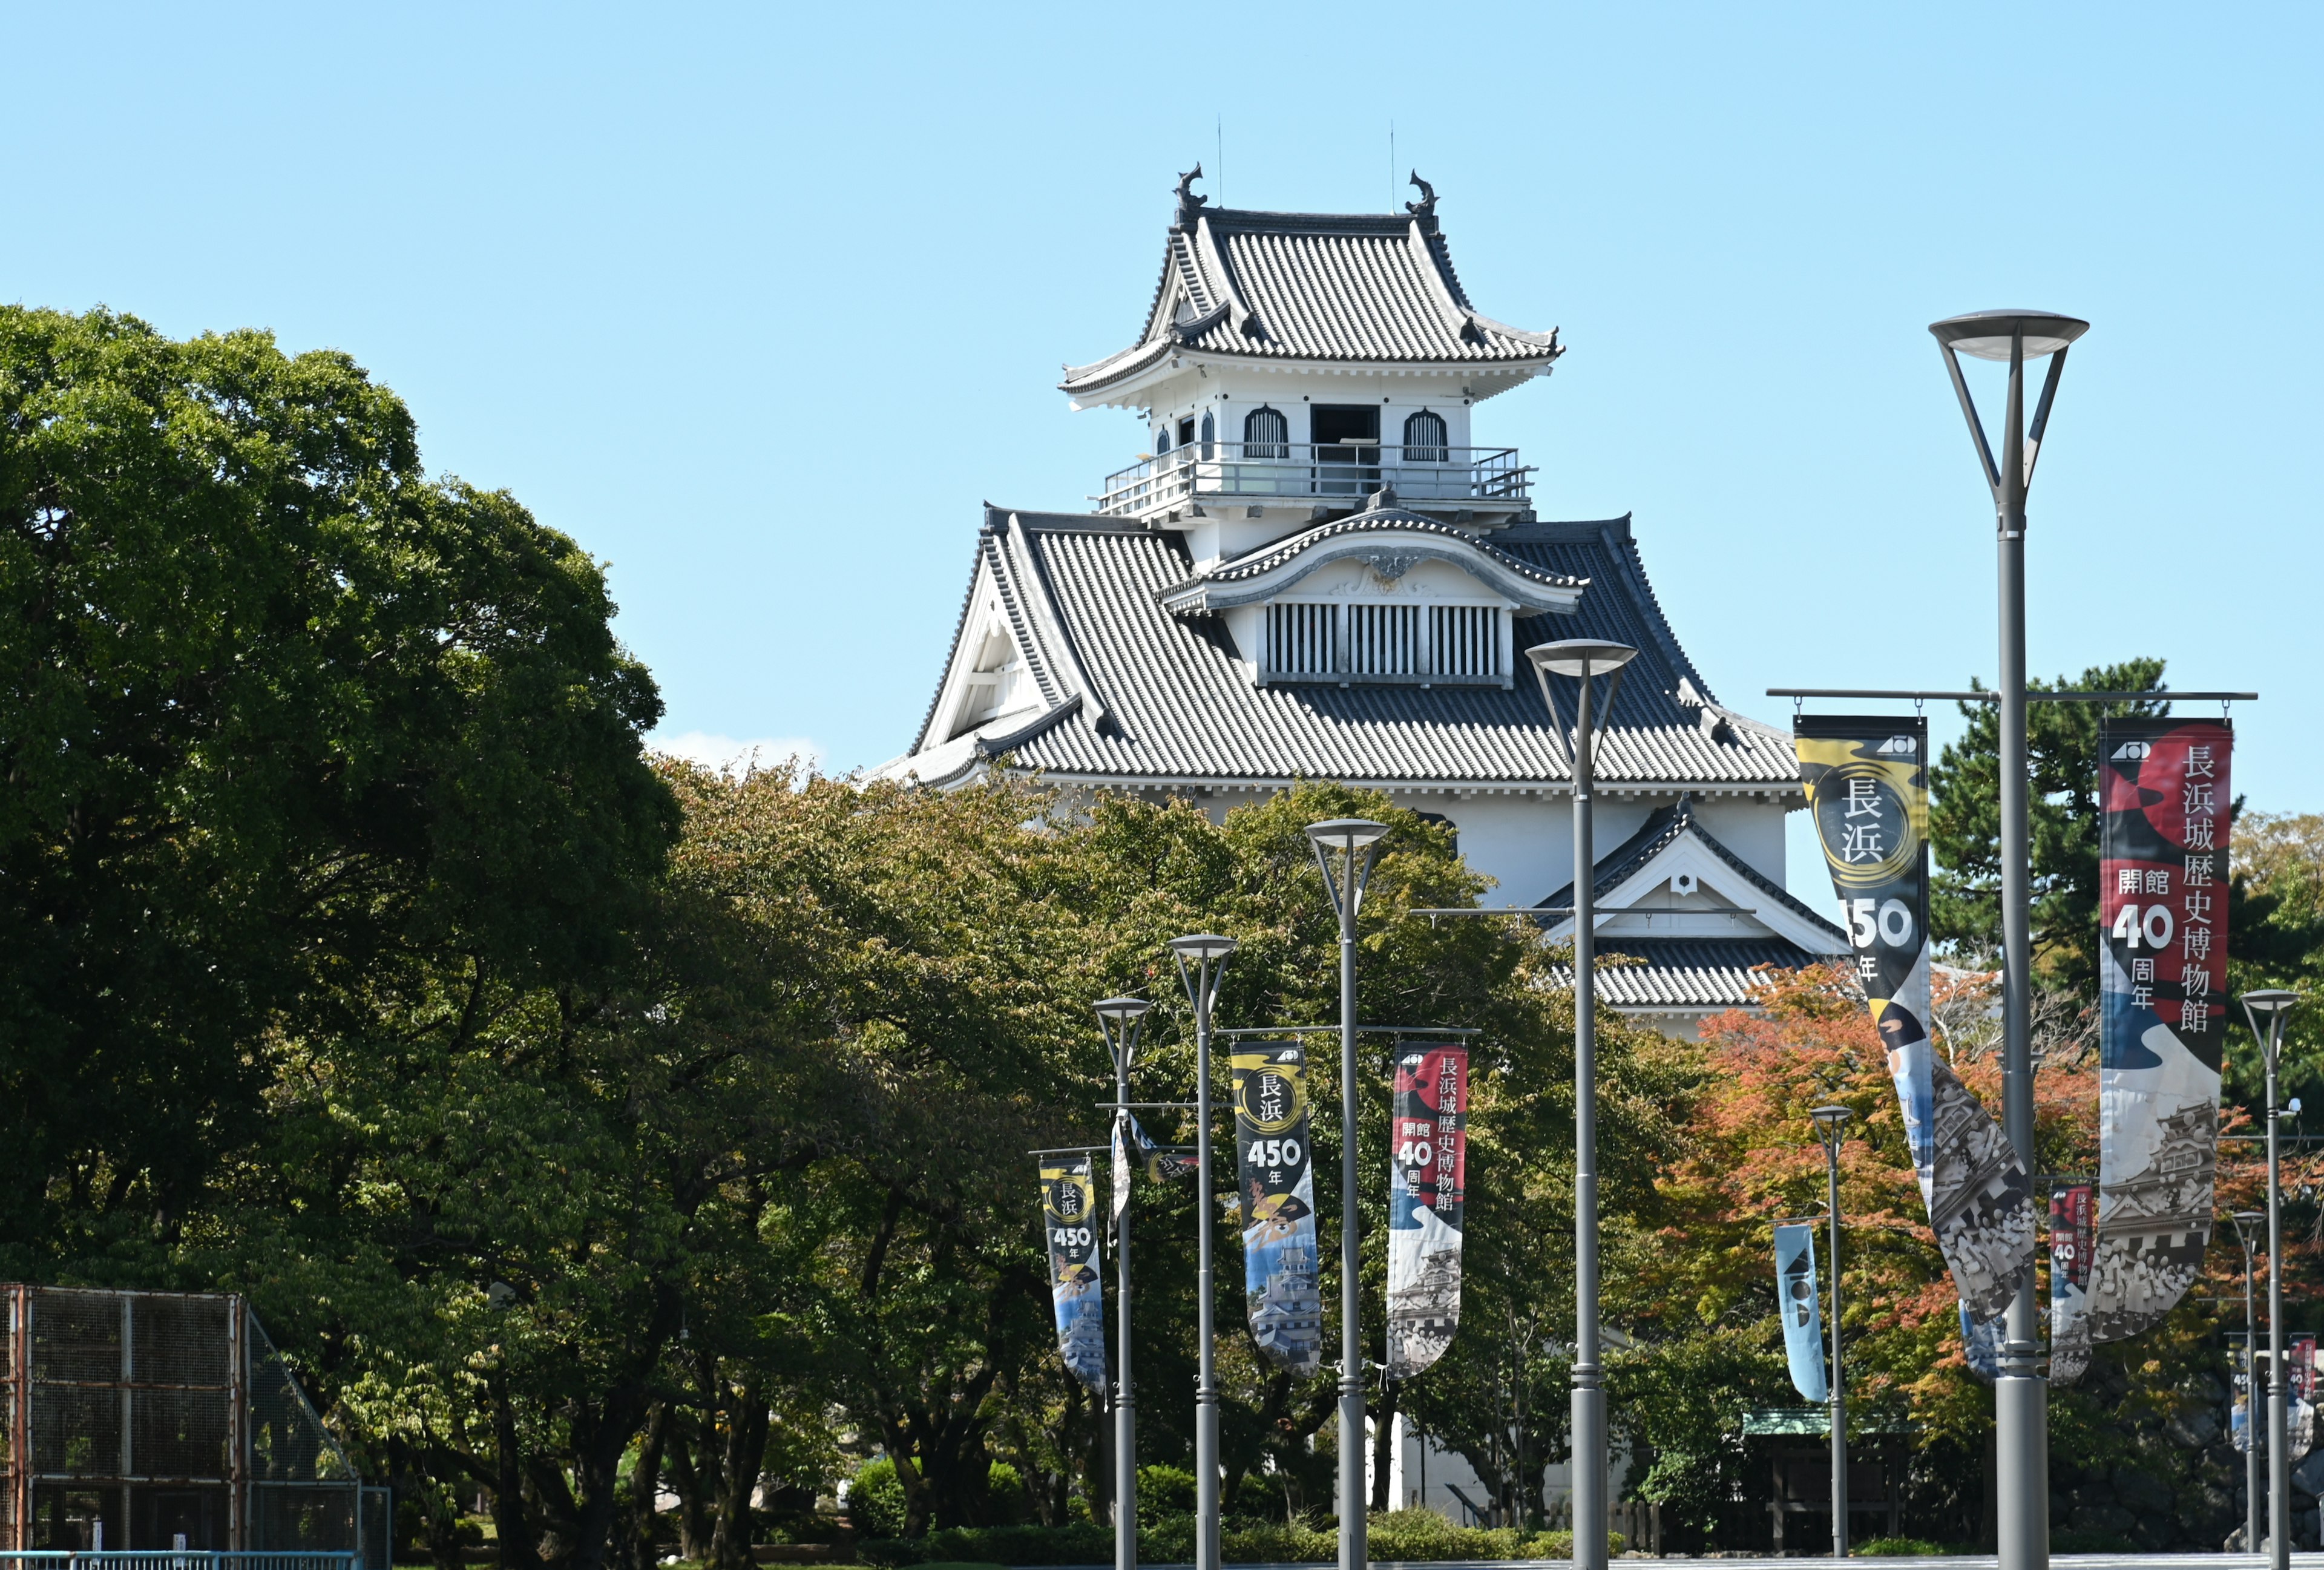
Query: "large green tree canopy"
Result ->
[[0, 305, 677, 1272]]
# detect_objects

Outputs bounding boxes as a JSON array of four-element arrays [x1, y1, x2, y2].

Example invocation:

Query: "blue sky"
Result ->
[[8, 3, 2319, 904]]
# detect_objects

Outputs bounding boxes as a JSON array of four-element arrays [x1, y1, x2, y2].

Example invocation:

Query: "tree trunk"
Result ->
[[491, 1375, 543, 1570], [711, 1386, 773, 1570], [1371, 1385, 1400, 1514], [666, 1413, 715, 1560], [609, 1401, 671, 1570]]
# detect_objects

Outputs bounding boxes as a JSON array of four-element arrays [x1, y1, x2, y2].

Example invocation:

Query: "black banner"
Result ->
[[1232, 1042, 1322, 1376], [1796, 715, 2033, 1322], [1039, 1157, 1108, 1391]]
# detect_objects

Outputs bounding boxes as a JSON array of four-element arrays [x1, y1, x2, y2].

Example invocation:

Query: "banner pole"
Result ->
[[1992, 328, 2049, 1570], [1194, 969, 1220, 1570], [1570, 658, 1606, 1570], [1338, 876, 1365, 1570], [2270, 1045, 2289, 1570], [1115, 1063, 1137, 1570]]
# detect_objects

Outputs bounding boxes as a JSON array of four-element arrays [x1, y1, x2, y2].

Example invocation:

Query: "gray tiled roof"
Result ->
[[1541, 796, 1848, 947], [1062, 207, 1561, 393], [1548, 938, 1819, 1010], [899, 506, 1803, 793]]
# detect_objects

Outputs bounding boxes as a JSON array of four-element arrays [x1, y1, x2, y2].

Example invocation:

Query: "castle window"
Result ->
[[1199, 410, 1215, 456], [1350, 605, 1420, 675], [1244, 406, 1289, 458], [1177, 417, 1196, 448], [1403, 409, 1449, 463], [1430, 605, 1500, 677], [1267, 603, 1337, 675]]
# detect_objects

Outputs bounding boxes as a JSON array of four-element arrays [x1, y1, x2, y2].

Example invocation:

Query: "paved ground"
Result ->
[[1068, 1559, 2316, 1569]]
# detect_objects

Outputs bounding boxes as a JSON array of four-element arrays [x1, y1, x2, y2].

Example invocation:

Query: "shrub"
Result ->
[[845, 1459, 1029, 1540], [1140, 1515, 1196, 1563], [925, 1525, 1110, 1565], [1365, 1509, 1470, 1560], [1523, 1528, 1625, 1560], [849, 1460, 909, 1538], [1853, 1537, 1956, 1556], [1220, 1520, 1336, 1562], [1138, 1465, 1198, 1526], [858, 1514, 1625, 1566]]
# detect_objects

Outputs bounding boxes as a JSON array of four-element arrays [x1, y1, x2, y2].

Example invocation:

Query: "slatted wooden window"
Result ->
[[1244, 406, 1290, 458], [1349, 604, 1419, 675], [1430, 605, 1498, 677], [1268, 603, 1336, 675], [1402, 409, 1449, 463]]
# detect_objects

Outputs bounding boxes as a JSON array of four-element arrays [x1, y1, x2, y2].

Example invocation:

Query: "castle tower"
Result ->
[[879, 171, 1845, 1033]]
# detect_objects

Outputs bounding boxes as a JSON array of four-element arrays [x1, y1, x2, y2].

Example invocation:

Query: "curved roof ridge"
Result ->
[[1598, 519, 1715, 705], [1178, 509, 1589, 591]]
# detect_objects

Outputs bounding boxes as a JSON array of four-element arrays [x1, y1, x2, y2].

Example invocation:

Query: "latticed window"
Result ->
[[1431, 605, 1499, 676], [1243, 406, 1290, 459], [1267, 603, 1336, 674], [1348, 605, 1419, 675], [1402, 409, 1449, 462]]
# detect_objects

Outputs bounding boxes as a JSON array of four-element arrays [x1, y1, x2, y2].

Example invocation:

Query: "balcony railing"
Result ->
[[1095, 443, 1531, 519]]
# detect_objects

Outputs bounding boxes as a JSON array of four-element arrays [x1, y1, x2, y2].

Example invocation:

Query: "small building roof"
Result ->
[[1541, 795, 1848, 949], [1062, 199, 1563, 398]]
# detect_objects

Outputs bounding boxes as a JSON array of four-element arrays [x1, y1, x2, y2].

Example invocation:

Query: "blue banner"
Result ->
[[1775, 1223, 1828, 1402], [1960, 1302, 2001, 1384]]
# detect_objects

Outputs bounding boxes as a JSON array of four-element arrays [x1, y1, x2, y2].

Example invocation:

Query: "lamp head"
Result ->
[[1928, 310, 2091, 361], [2243, 988, 2302, 1059], [1525, 639, 1640, 680], [1304, 818, 1390, 852], [1094, 996, 1152, 1023], [1167, 933, 1238, 964], [1810, 1104, 1853, 1132]]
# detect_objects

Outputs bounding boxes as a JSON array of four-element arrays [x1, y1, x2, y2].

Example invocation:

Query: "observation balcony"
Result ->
[[1095, 442, 1532, 525]]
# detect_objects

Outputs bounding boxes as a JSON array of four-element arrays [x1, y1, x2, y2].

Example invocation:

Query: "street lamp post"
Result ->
[[1525, 637, 1638, 1570], [1811, 1106, 1853, 1557], [1097, 997, 1154, 1570], [1930, 309, 2090, 1570], [1170, 934, 1238, 1570], [2243, 989, 2302, 1570], [2231, 1209, 2267, 1554], [1305, 818, 1390, 1570]]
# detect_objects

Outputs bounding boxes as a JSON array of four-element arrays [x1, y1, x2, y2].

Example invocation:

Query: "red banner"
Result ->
[[2087, 718, 2233, 1343], [1386, 1045, 1468, 1379]]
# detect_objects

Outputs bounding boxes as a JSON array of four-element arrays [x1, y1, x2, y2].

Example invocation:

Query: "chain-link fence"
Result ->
[[2, 1289, 384, 1567]]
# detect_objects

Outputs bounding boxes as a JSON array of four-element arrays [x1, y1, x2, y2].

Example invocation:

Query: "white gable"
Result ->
[[926, 557, 1041, 746], [1541, 818, 1848, 958]]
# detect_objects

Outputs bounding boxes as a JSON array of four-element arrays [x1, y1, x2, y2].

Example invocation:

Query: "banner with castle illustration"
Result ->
[[1796, 715, 2034, 1322], [1039, 1156, 1108, 1392], [1774, 1223, 1828, 1401], [2088, 717, 2233, 1342], [1387, 1045, 1468, 1379], [1232, 1042, 1322, 1376], [2049, 1183, 2095, 1382]]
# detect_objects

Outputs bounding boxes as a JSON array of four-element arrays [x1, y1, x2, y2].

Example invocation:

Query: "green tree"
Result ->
[[0, 303, 676, 1275]]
